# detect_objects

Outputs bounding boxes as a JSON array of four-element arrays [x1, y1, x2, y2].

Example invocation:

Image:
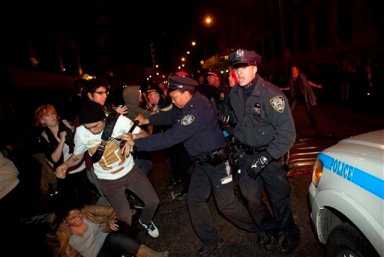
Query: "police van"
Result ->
[[309, 129, 384, 257]]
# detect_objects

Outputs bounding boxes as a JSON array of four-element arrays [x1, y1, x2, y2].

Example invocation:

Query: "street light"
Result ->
[[202, 15, 226, 55], [204, 16, 213, 26]]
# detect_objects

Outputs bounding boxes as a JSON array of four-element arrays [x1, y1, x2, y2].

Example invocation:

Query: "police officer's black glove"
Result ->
[[246, 151, 272, 179]]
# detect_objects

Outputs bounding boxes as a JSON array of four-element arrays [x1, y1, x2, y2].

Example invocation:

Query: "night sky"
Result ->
[[0, 0, 219, 73]]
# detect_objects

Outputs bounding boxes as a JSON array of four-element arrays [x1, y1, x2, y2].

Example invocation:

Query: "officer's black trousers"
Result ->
[[187, 161, 260, 244], [238, 160, 300, 240]]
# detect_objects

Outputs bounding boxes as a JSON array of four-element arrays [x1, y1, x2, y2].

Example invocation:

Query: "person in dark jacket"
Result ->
[[224, 49, 301, 255], [284, 65, 322, 128]]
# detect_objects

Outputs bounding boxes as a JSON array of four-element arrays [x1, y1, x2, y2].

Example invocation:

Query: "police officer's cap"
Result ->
[[207, 68, 220, 77], [229, 49, 262, 67], [146, 83, 162, 95], [168, 76, 198, 92]]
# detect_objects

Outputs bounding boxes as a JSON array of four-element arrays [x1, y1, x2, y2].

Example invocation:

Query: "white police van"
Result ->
[[309, 129, 384, 257]]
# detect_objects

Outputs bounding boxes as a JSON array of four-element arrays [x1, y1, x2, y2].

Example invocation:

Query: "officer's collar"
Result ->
[[241, 75, 258, 94], [183, 91, 198, 109]]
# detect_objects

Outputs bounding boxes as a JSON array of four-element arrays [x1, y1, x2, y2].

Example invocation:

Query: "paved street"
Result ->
[[136, 158, 325, 257], [13, 101, 384, 257]]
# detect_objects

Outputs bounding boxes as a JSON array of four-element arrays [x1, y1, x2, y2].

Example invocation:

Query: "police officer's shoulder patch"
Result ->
[[270, 96, 285, 113], [180, 114, 195, 125]]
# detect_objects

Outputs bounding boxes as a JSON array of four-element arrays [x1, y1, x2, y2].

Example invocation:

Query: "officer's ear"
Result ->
[[253, 65, 258, 75]]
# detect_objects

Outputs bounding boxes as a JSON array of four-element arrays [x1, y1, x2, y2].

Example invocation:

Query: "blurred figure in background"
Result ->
[[122, 85, 152, 121], [338, 60, 356, 104], [228, 67, 238, 88], [0, 150, 22, 220], [284, 65, 322, 129], [67, 78, 88, 121]]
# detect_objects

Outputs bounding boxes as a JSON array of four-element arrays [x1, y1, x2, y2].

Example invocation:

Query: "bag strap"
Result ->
[[128, 120, 139, 133], [101, 112, 119, 140], [92, 112, 119, 163], [62, 119, 73, 130]]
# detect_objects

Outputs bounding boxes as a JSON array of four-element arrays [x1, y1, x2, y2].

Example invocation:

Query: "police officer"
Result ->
[[128, 75, 260, 257], [224, 49, 301, 255], [145, 83, 192, 198]]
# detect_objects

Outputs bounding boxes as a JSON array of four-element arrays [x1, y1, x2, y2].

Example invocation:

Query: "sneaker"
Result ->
[[197, 239, 224, 256], [168, 191, 181, 200], [166, 179, 182, 189], [176, 192, 187, 201], [139, 219, 159, 238]]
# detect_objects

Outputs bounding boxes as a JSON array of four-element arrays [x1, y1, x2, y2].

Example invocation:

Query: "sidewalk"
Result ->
[[293, 102, 384, 139]]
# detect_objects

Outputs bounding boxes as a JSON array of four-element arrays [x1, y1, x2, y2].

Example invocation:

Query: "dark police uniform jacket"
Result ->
[[134, 91, 226, 160], [228, 75, 296, 159]]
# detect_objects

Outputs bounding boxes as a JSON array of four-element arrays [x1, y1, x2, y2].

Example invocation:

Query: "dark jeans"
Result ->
[[97, 221, 140, 257]]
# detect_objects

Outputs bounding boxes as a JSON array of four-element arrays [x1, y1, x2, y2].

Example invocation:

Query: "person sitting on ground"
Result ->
[[53, 200, 169, 257]]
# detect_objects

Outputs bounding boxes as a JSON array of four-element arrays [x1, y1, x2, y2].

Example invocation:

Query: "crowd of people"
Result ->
[[1, 47, 336, 257]]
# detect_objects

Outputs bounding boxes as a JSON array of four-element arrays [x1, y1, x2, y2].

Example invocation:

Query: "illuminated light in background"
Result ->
[[204, 16, 213, 25]]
